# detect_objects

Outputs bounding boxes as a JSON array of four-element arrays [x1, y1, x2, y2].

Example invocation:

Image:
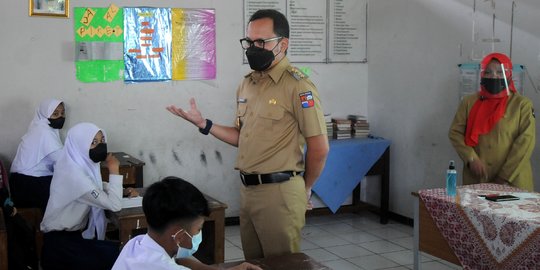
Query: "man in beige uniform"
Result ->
[[167, 9, 329, 259]]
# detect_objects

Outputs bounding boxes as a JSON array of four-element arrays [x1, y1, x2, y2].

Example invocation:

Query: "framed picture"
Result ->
[[29, 0, 69, 18]]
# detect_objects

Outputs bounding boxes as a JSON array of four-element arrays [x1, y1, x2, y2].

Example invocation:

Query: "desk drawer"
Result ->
[[118, 216, 149, 246], [120, 166, 136, 185]]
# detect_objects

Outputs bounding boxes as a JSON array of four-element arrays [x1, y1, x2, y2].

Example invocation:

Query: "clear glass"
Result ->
[[481, 68, 509, 78]]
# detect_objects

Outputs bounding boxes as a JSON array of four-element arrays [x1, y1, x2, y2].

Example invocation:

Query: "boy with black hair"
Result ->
[[112, 177, 261, 270]]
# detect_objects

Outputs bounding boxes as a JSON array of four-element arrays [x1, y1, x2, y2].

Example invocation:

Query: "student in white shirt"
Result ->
[[10, 98, 65, 211], [112, 177, 261, 270], [40, 122, 123, 270]]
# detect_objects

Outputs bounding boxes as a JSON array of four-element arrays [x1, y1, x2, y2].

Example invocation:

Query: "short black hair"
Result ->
[[143, 176, 210, 233], [249, 9, 289, 38]]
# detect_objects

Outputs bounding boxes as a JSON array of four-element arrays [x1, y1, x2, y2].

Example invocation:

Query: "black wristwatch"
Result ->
[[199, 119, 213, 135]]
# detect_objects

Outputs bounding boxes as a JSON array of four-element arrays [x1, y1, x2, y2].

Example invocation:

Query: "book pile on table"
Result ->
[[325, 114, 334, 140], [331, 118, 352, 140], [348, 115, 370, 138]]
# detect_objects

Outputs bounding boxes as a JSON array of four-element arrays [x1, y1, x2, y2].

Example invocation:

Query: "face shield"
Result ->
[[480, 53, 514, 95], [480, 63, 511, 95]]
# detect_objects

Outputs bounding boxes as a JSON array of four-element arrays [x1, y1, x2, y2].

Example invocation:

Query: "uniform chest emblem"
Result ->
[[299, 91, 314, 108], [268, 98, 277, 105]]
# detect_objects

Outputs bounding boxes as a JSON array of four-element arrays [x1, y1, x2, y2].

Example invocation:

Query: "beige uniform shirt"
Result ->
[[235, 57, 326, 174], [448, 92, 535, 191]]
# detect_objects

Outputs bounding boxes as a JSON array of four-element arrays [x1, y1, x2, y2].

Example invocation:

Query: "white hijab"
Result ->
[[11, 98, 63, 173], [46, 122, 107, 240]]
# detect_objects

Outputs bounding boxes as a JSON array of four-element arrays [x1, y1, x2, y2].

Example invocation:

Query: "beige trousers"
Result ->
[[239, 175, 307, 259]]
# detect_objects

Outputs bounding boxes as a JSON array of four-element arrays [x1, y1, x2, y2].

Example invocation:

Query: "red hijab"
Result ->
[[465, 52, 517, 147]]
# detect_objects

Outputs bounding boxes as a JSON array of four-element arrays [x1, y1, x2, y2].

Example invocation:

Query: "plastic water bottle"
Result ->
[[446, 160, 457, 197]]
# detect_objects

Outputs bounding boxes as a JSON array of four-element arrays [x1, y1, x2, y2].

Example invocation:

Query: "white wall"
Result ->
[[367, 0, 540, 218], [5, 0, 538, 220], [0, 0, 368, 217]]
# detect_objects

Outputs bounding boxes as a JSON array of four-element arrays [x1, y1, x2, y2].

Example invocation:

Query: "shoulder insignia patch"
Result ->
[[91, 190, 100, 199], [299, 91, 314, 108], [288, 66, 308, 80]]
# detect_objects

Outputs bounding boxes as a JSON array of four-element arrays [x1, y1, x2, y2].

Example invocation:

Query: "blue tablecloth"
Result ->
[[312, 138, 391, 213]]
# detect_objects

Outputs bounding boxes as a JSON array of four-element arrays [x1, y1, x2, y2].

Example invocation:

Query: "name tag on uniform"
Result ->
[[238, 98, 247, 103], [91, 190, 100, 199]]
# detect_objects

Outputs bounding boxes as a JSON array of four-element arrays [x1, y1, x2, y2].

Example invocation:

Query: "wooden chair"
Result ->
[[0, 209, 8, 270], [16, 208, 43, 260]]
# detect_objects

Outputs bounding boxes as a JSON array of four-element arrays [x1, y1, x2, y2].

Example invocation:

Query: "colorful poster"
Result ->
[[74, 5, 124, 82], [124, 7, 172, 82], [171, 9, 216, 80]]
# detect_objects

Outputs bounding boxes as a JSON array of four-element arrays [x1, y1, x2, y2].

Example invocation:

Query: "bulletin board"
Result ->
[[74, 5, 216, 83], [243, 0, 367, 63]]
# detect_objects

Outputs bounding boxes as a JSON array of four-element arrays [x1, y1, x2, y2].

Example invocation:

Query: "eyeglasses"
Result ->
[[239, 36, 283, 50]]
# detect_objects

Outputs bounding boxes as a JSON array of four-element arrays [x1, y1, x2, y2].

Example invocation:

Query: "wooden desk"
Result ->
[[412, 192, 460, 269], [100, 152, 145, 187], [110, 193, 227, 264], [361, 147, 390, 224], [215, 252, 332, 270], [413, 184, 540, 269]]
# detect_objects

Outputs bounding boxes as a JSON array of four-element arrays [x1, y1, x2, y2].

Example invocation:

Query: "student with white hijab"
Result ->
[[10, 98, 66, 211], [40, 122, 123, 270]]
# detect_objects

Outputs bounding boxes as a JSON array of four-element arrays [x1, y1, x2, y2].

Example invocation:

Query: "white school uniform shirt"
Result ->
[[40, 122, 122, 240], [112, 234, 190, 270], [11, 98, 64, 177]]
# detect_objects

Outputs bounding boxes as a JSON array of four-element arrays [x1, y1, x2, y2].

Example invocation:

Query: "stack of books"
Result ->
[[348, 115, 370, 138], [332, 118, 352, 140], [324, 114, 333, 140]]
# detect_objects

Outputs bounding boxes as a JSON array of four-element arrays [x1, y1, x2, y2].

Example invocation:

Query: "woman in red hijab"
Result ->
[[449, 52, 535, 191]]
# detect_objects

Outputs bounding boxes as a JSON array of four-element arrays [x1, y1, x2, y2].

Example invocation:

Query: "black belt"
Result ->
[[240, 171, 300, 186]]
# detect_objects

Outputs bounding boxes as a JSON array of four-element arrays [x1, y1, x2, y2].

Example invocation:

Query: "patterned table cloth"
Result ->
[[419, 184, 540, 270]]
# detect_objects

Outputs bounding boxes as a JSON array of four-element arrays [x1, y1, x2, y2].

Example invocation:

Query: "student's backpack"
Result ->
[[0, 160, 39, 270]]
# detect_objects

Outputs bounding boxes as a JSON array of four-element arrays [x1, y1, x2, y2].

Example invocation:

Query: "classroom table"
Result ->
[[412, 184, 540, 270], [312, 137, 391, 223], [215, 252, 332, 270], [110, 192, 228, 264]]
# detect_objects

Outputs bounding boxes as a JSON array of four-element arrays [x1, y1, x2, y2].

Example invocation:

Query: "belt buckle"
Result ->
[[240, 172, 263, 186], [240, 173, 247, 185]]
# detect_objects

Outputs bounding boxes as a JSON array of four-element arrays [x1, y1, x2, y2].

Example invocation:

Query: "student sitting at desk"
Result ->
[[112, 176, 261, 270], [10, 98, 66, 211], [40, 122, 123, 270]]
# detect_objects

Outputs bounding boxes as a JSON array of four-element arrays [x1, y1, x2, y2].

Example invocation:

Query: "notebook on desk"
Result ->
[[121, 196, 143, 208]]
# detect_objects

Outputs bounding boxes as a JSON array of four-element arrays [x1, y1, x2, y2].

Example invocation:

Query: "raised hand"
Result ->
[[166, 98, 206, 128]]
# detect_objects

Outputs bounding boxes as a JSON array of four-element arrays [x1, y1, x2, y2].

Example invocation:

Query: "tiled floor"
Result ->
[[224, 212, 463, 270]]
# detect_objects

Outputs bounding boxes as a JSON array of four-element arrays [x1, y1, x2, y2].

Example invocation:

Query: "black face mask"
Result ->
[[481, 78, 506, 94], [48, 117, 65, 129], [245, 46, 275, 71], [89, 143, 108, 163]]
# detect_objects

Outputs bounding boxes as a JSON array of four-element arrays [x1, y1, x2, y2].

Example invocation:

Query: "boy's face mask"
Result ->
[[172, 229, 203, 258]]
